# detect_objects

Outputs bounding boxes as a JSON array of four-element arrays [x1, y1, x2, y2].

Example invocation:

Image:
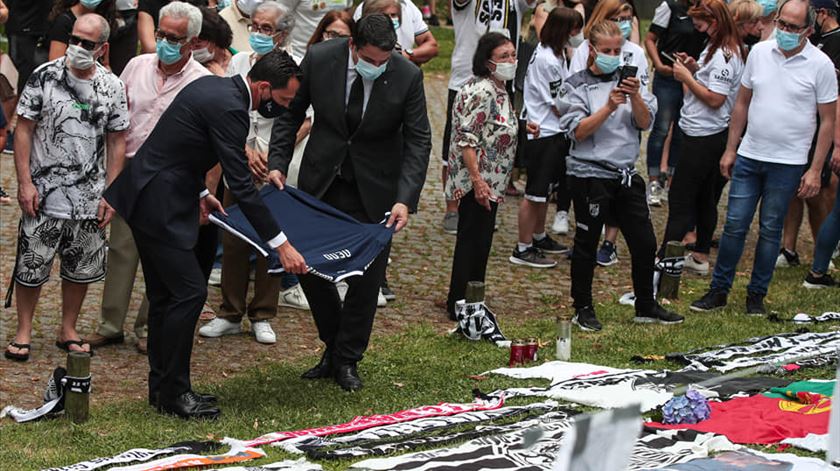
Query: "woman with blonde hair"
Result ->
[[729, 0, 764, 47], [658, 0, 746, 275], [561, 20, 683, 331]]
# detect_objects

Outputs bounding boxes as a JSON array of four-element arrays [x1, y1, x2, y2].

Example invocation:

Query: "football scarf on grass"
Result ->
[[2, 367, 66, 423], [281, 400, 559, 455], [240, 394, 505, 447], [43, 442, 222, 471], [793, 312, 840, 324], [350, 412, 574, 470], [105, 441, 264, 471], [210, 185, 393, 282], [636, 371, 790, 399], [217, 458, 323, 471], [312, 410, 572, 460], [629, 428, 740, 470], [668, 331, 840, 373]]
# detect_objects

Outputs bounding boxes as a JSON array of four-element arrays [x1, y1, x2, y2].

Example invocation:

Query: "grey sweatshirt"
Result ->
[[559, 68, 657, 181]]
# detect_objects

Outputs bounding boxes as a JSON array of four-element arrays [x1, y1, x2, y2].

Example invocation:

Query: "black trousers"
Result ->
[[297, 178, 390, 366], [446, 190, 499, 316], [659, 129, 728, 257], [133, 230, 209, 404], [108, 9, 139, 76], [8, 34, 48, 93], [569, 175, 657, 314]]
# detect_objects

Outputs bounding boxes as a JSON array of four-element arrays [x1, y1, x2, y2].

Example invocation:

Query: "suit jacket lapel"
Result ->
[[335, 43, 350, 136], [357, 58, 394, 134]]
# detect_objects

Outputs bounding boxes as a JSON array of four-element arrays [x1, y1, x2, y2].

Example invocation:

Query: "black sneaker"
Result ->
[[803, 272, 837, 289], [380, 283, 396, 301], [690, 289, 728, 312], [745, 292, 766, 316], [533, 234, 570, 254], [509, 246, 557, 268], [634, 303, 685, 325], [776, 248, 800, 267], [572, 306, 602, 332]]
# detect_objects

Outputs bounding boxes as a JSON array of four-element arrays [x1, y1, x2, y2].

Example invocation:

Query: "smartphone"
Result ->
[[619, 65, 638, 82], [660, 51, 677, 64]]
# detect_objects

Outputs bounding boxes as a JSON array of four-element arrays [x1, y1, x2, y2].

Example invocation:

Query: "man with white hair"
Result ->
[[4, 13, 128, 361], [691, 0, 837, 315], [87, 1, 210, 355]]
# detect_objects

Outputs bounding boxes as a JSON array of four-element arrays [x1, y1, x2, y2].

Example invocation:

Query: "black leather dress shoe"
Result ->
[[149, 390, 217, 408], [158, 391, 221, 420], [301, 350, 333, 379], [334, 364, 363, 391]]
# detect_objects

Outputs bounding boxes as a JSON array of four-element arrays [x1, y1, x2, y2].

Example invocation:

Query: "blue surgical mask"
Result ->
[[757, 0, 776, 16], [595, 52, 620, 74], [216, 0, 231, 11], [156, 39, 184, 65], [249, 32, 276, 55], [80, 0, 104, 8], [618, 20, 632, 39], [355, 57, 387, 81], [392, 17, 401, 30], [775, 28, 802, 51]]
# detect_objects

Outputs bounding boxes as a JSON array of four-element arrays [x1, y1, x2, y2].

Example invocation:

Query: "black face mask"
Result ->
[[745, 34, 761, 46], [257, 95, 285, 118]]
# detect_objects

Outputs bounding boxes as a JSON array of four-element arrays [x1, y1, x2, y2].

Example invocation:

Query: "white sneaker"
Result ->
[[684, 254, 710, 275], [279, 283, 310, 310], [208, 267, 222, 287], [647, 181, 663, 207], [251, 321, 276, 344], [551, 211, 569, 235], [378, 289, 387, 307], [198, 317, 241, 338]]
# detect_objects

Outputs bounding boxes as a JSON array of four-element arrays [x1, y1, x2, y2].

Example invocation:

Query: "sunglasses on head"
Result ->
[[69, 34, 101, 51]]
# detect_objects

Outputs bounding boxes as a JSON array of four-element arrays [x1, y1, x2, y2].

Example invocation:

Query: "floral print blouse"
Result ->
[[446, 76, 518, 202]]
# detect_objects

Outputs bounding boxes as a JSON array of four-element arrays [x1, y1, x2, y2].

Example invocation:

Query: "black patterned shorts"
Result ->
[[14, 214, 108, 287]]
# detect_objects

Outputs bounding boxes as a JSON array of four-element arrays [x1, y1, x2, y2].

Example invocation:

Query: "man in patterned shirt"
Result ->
[[4, 13, 129, 361]]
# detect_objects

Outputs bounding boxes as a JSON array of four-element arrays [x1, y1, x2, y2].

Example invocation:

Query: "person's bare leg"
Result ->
[[517, 200, 548, 245], [682, 230, 697, 246], [604, 225, 619, 244], [806, 176, 837, 242], [9, 284, 41, 356], [58, 280, 91, 353], [782, 197, 804, 253]]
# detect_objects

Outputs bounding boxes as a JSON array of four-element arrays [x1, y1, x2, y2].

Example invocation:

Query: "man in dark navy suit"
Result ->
[[268, 14, 431, 392], [105, 51, 307, 420]]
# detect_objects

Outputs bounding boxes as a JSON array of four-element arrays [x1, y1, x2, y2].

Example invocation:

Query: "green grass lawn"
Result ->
[[1, 264, 838, 469]]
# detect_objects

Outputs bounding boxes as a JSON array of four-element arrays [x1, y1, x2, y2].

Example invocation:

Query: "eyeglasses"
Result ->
[[774, 18, 807, 33], [610, 15, 633, 23], [68, 34, 101, 51], [155, 30, 188, 45], [323, 29, 350, 39], [249, 23, 277, 35]]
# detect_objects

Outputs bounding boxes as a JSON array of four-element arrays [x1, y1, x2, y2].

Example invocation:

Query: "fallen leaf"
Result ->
[[467, 375, 487, 381], [393, 382, 405, 388]]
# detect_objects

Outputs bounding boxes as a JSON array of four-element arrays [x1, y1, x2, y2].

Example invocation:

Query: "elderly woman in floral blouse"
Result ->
[[443, 32, 539, 319]]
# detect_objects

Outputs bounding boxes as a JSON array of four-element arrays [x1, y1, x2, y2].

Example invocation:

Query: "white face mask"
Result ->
[[490, 61, 516, 81], [568, 31, 584, 48], [66, 44, 97, 70], [236, 0, 263, 16], [192, 47, 214, 63]]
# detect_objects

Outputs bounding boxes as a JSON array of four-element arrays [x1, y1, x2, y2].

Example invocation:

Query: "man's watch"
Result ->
[[404, 48, 414, 57]]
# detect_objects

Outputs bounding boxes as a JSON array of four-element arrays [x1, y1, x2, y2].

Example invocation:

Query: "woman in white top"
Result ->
[[658, 0, 745, 274], [511, 6, 583, 268], [569, 0, 649, 267]]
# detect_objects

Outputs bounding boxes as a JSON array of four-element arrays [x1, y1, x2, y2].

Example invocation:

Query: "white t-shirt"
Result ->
[[352, 0, 428, 51], [738, 40, 838, 165], [17, 59, 129, 220], [522, 43, 570, 137], [448, 0, 533, 91], [679, 46, 745, 137], [278, 0, 353, 59], [569, 38, 650, 86]]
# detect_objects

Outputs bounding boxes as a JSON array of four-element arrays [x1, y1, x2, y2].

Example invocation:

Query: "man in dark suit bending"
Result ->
[[268, 14, 431, 392], [105, 51, 307, 420]]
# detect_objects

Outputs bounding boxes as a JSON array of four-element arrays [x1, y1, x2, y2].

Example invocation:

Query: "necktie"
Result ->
[[342, 75, 364, 181], [346, 75, 364, 135]]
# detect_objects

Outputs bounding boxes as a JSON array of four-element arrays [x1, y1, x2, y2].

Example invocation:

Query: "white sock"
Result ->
[[533, 232, 547, 241], [517, 242, 532, 252]]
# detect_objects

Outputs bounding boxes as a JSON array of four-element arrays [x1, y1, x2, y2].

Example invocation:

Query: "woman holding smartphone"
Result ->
[[658, 0, 745, 276], [561, 20, 684, 332]]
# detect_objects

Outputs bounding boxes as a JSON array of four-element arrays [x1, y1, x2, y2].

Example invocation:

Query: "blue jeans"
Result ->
[[812, 185, 840, 274], [710, 156, 805, 296], [647, 73, 684, 178]]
